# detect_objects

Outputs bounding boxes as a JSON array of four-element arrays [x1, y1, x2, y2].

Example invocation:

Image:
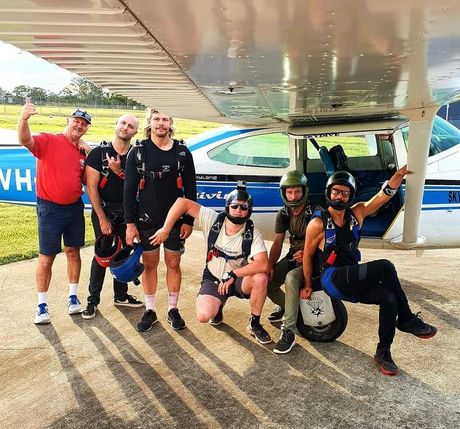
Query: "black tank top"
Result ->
[[316, 211, 360, 269]]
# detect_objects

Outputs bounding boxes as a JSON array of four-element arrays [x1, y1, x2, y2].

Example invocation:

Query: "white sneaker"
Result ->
[[68, 295, 83, 314], [34, 303, 50, 324]]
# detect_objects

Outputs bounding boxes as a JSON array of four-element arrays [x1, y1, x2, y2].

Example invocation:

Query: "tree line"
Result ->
[[0, 77, 145, 109]]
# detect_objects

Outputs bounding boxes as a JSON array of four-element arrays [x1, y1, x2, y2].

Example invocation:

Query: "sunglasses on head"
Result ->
[[229, 203, 249, 211]]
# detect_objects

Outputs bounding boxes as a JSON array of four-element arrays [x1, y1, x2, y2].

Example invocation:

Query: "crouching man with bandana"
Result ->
[[151, 185, 272, 344]]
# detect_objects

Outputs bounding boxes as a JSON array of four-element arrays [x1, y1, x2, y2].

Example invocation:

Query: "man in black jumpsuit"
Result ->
[[82, 114, 143, 319], [303, 167, 437, 375], [124, 109, 196, 332]]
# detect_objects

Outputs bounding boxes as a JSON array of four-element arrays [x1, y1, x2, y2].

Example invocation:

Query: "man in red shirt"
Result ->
[[17, 97, 92, 324]]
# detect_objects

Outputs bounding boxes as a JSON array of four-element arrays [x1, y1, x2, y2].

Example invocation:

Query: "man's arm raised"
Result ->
[[150, 197, 201, 245], [352, 165, 412, 223], [17, 97, 37, 152]]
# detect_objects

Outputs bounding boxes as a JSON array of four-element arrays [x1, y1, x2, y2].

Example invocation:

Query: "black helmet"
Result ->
[[279, 170, 309, 208], [94, 233, 122, 268], [325, 171, 356, 210], [225, 182, 253, 225]]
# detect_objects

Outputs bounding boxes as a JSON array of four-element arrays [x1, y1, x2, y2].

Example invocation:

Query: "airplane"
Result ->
[[2, 114, 460, 250], [2, 0, 460, 341]]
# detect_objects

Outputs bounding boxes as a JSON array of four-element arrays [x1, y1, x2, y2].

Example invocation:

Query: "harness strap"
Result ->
[[99, 141, 111, 189], [145, 170, 167, 180], [281, 203, 315, 241], [206, 212, 254, 264], [135, 139, 187, 192], [313, 208, 361, 271]]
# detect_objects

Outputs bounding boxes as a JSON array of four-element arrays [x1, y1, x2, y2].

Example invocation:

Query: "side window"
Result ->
[[401, 116, 460, 156], [207, 132, 289, 168], [306, 134, 377, 158]]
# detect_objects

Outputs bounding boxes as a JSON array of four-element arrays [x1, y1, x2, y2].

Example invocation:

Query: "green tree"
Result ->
[[29, 87, 48, 104], [12, 85, 32, 101], [65, 77, 105, 105]]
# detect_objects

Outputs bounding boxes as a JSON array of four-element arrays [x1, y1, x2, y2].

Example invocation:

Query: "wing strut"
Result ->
[[390, 106, 438, 249]]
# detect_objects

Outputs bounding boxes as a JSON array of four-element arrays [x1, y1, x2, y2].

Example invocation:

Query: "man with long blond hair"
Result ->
[[124, 108, 197, 332]]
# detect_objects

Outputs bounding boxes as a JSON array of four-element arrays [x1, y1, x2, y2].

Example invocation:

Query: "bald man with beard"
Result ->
[[82, 114, 144, 320]]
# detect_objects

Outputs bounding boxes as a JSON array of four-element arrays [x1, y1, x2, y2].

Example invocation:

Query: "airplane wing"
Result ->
[[3, 0, 460, 248]]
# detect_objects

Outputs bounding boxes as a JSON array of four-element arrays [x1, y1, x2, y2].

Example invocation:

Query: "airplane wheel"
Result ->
[[296, 298, 348, 342]]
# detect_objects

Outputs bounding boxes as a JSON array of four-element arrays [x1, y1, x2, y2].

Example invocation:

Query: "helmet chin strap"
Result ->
[[226, 213, 247, 224], [328, 200, 348, 210]]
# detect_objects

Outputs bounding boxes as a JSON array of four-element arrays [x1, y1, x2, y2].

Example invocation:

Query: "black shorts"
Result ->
[[199, 277, 250, 304], [138, 226, 184, 253]]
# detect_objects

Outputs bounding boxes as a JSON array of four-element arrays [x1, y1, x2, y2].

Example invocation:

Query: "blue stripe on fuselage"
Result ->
[[188, 128, 266, 152], [401, 184, 460, 206], [196, 180, 282, 209]]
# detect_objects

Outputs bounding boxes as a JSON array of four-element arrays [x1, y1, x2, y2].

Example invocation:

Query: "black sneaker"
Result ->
[[114, 294, 144, 308], [82, 302, 97, 320], [167, 308, 186, 331], [247, 321, 272, 344], [374, 347, 399, 376], [397, 312, 437, 339], [137, 310, 158, 332], [267, 306, 284, 322], [209, 304, 224, 326], [273, 329, 295, 354]]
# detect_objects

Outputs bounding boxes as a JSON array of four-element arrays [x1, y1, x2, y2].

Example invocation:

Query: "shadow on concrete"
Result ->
[[400, 278, 460, 330], [36, 323, 128, 428]]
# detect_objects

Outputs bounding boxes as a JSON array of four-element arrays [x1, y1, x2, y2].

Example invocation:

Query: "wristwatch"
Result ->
[[222, 271, 237, 283]]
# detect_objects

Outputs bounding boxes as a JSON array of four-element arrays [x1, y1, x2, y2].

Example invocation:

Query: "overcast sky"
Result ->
[[0, 42, 74, 93]]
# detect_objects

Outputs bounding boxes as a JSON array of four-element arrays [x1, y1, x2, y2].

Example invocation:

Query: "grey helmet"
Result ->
[[280, 170, 309, 208], [225, 183, 253, 224], [325, 171, 356, 210]]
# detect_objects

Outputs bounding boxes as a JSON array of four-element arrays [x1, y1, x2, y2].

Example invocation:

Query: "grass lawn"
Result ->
[[0, 203, 94, 265], [0, 104, 219, 264], [0, 104, 220, 142]]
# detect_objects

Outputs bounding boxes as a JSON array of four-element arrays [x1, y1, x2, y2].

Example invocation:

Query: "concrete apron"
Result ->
[[0, 231, 459, 428]]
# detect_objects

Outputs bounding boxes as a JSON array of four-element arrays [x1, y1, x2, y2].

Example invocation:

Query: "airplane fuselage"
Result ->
[[2, 116, 460, 250]]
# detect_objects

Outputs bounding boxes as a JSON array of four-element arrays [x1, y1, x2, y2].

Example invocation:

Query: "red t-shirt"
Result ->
[[31, 133, 85, 204]]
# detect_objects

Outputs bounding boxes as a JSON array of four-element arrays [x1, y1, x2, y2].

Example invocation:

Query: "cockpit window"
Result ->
[[207, 132, 290, 168], [306, 134, 377, 158], [401, 116, 460, 156]]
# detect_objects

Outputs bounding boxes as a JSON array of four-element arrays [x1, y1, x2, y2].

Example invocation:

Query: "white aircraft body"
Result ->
[[2, 115, 460, 252], [2, 0, 460, 252]]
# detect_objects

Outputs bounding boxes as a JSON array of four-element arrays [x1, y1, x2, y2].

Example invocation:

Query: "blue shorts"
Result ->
[[138, 226, 184, 253], [37, 197, 85, 255]]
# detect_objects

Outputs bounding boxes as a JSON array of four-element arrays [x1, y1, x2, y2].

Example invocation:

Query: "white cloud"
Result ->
[[0, 42, 75, 92]]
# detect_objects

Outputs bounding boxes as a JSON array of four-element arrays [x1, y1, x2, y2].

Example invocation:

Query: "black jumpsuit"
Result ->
[[319, 213, 413, 348]]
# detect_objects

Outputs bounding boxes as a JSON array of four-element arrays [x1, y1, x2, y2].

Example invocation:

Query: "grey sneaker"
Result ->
[[82, 302, 97, 320], [273, 329, 295, 354], [247, 321, 272, 344], [374, 347, 399, 376]]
